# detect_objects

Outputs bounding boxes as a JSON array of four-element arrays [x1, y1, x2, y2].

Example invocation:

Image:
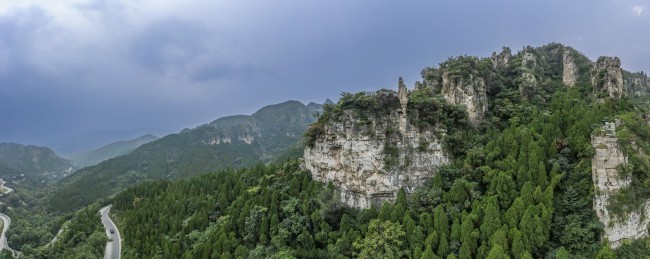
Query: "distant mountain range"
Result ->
[[0, 143, 73, 180], [45, 128, 170, 154], [49, 100, 323, 212], [67, 134, 159, 168]]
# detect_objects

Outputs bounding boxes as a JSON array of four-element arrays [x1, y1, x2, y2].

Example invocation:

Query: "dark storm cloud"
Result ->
[[1, 0, 649, 147], [130, 18, 207, 73]]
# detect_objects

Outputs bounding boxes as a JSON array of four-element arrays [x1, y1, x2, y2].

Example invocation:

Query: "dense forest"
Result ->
[[103, 87, 650, 258], [48, 100, 321, 213]]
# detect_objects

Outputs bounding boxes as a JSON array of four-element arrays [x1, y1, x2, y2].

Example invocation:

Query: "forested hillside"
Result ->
[[67, 134, 159, 168], [0, 143, 73, 180], [109, 87, 650, 258], [48, 100, 322, 212], [7, 43, 650, 259], [102, 44, 650, 258]]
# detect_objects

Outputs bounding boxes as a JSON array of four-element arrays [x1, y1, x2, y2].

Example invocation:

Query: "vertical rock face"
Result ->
[[491, 47, 512, 69], [562, 49, 578, 87], [397, 77, 409, 132], [518, 50, 540, 98], [303, 112, 449, 208], [303, 82, 450, 209], [439, 72, 488, 127], [521, 51, 537, 70], [591, 57, 625, 98], [592, 121, 650, 248], [624, 71, 649, 97]]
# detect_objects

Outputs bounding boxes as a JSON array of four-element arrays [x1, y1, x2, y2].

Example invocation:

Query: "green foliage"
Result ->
[[44, 204, 107, 258], [50, 100, 319, 212], [486, 244, 510, 259], [0, 143, 73, 181], [607, 111, 650, 218], [353, 219, 407, 258], [32, 44, 650, 259]]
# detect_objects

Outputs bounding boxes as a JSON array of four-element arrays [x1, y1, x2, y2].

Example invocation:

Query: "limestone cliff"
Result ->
[[624, 71, 649, 97], [491, 47, 512, 69], [439, 72, 488, 127], [303, 83, 450, 208], [591, 57, 625, 98], [592, 121, 650, 248], [418, 56, 490, 127], [562, 49, 578, 87]]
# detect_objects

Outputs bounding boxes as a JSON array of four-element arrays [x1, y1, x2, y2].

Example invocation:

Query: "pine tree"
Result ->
[[516, 166, 530, 189], [340, 214, 352, 232], [486, 244, 510, 259], [504, 198, 525, 229], [555, 246, 569, 259], [395, 188, 408, 216], [420, 212, 434, 236], [489, 227, 508, 251], [434, 205, 449, 237], [488, 171, 516, 210], [421, 245, 436, 259], [519, 182, 534, 206], [510, 228, 526, 259], [537, 161, 548, 189], [378, 201, 393, 221], [451, 218, 461, 242], [480, 198, 503, 243], [438, 233, 450, 257], [426, 231, 439, 250]]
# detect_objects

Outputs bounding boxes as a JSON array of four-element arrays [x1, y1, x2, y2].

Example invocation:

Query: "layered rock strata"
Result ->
[[592, 121, 650, 248], [303, 82, 449, 208], [562, 49, 578, 87], [591, 57, 625, 98]]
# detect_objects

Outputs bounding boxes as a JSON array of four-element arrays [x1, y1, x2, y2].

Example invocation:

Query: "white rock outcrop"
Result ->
[[562, 49, 578, 87], [303, 82, 450, 208], [491, 47, 512, 69], [304, 111, 448, 208], [591, 57, 625, 98], [439, 72, 488, 127], [624, 72, 649, 97], [592, 121, 650, 248]]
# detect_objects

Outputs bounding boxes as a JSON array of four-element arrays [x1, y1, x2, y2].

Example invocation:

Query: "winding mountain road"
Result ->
[[99, 205, 121, 259], [0, 213, 18, 257]]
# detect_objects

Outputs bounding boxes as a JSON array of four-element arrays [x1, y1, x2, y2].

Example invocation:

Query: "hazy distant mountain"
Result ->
[[0, 143, 73, 179], [46, 128, 170, 154], [50, 100, 322, 212], [67, 134, 159, 168]]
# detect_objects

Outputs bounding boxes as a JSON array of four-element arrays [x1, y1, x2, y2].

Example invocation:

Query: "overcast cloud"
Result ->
[[1, 0, 649, 145]]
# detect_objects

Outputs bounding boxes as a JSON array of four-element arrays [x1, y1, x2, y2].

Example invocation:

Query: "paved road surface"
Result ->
[[99, 205, 121, 259], [0, 213, 18, 257], [0, 179, 13, 195]]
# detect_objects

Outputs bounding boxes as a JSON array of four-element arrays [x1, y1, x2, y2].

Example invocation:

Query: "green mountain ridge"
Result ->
[[67, 134, 159, 168], [48, 100, 323, 212], [11, 42, 650, 258], [0, 143, 73, 180], [46, 42, 650, 259]]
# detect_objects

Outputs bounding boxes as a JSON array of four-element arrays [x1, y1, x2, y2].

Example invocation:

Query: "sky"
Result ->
[[1, 0, 649, 145]]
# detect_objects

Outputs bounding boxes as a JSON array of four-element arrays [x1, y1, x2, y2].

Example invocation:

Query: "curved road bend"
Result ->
[[99, 205, 121, 259], [0, 213, 18, 257]]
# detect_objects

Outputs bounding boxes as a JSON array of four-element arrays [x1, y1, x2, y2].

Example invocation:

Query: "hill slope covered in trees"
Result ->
[[49, 100, 322, 212], [91, 43, 650, 258]]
